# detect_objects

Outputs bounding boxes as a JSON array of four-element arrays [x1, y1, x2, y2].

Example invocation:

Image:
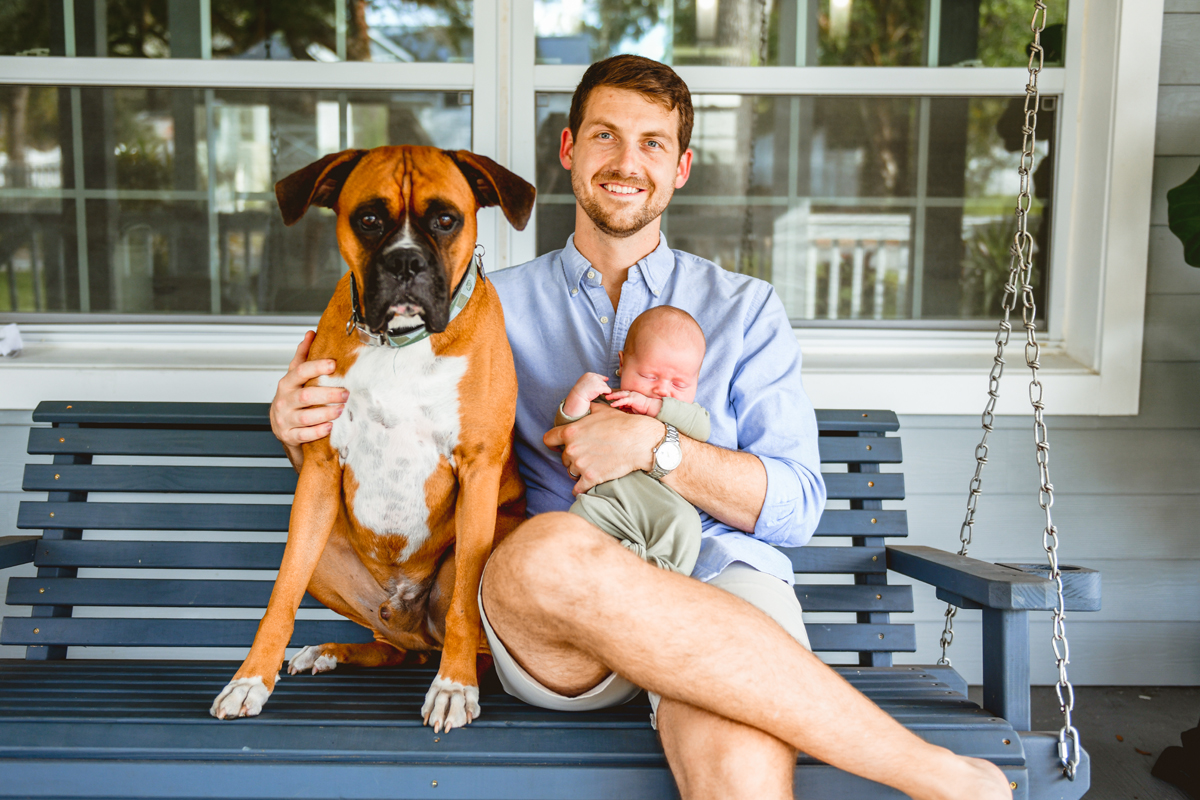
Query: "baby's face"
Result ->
[[619, 334, 704, 404]]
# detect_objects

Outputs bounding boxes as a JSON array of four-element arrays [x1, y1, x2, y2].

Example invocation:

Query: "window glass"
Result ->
[[534, 0, 1065, 67], [535, 91, 1053, 323], [0, 86, 471, 315], [0, 1, 472, 61]]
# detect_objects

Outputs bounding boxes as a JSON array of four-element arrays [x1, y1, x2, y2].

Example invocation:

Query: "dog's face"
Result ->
[[276, 146, 536, 334]]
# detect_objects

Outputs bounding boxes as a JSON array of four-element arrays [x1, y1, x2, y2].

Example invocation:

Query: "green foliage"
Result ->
[[1166, 163, 1200, 268]]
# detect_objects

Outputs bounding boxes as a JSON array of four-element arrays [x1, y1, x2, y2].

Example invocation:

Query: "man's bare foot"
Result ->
[[934, 755, 1012, 800]]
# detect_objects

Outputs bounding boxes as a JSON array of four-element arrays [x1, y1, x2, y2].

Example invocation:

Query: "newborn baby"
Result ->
[[555, 305, 710, 575]]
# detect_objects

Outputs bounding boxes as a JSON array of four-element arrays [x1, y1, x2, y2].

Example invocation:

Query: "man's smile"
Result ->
[[600, 182, 645, 195]]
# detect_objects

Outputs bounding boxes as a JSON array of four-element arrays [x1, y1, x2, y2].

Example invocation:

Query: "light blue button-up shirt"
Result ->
[[490, 233, 826, 585]]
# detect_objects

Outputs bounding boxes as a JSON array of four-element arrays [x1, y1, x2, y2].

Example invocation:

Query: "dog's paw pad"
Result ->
[[421, 676, 480, 733], [210, 676, 271, 720], [288, 645, 338, 676]]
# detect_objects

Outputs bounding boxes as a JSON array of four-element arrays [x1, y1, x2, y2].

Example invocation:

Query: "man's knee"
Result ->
[[484, 512, 611, 619]]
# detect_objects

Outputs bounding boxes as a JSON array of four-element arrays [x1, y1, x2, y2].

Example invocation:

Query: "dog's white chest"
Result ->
[[320, 342, 467, 559]]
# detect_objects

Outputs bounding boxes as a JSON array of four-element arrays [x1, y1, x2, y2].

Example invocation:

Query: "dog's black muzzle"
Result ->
[[363, 241, 451, 334]]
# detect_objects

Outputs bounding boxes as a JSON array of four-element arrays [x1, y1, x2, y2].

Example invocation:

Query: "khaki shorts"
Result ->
[[477, 562, 812, 728]]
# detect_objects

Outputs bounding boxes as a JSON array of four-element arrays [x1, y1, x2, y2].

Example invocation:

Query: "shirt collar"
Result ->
[[559, 232, 675, 297]]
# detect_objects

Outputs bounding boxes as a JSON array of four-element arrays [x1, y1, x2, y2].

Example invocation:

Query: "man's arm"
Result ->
[[543, 406, 766, 532]]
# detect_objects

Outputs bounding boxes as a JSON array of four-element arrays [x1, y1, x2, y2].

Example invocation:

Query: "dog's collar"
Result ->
[[347, 245, 486, 348]]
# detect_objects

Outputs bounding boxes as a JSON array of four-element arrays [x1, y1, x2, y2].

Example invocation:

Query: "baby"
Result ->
[[555, 306, 710, 575]]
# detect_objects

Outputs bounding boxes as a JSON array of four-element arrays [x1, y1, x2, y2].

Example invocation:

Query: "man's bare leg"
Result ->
[[657, 697, 796, 800], [480, 513, 1010, 800]]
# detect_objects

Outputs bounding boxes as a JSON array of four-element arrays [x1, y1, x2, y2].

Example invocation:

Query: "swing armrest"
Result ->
[[886, 545, 1100, 612], [0, 536, 39, 570]]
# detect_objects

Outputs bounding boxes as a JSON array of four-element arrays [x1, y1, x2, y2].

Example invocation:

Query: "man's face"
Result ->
[[560, 87, 693, 239]]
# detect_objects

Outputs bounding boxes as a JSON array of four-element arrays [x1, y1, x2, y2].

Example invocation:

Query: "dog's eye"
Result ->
[[435, 214, 457, 231], [358, 215, 382, 231]]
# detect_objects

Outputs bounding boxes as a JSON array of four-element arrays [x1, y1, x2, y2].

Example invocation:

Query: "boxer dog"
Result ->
[[210, 146, 533, 732]]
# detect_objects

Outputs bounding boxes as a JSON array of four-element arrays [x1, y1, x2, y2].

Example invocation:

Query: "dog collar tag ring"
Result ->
[[648, 423, 681, 481]]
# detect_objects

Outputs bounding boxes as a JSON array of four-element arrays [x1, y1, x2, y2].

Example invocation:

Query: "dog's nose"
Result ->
[[381, 249, 428, 281]]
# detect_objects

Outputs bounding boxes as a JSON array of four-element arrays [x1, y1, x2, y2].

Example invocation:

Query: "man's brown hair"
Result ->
[[568, 55, 694, 155]]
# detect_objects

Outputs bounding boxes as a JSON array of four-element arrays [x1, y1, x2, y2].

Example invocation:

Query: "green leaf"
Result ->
[[1166, 163, 1200, 268]]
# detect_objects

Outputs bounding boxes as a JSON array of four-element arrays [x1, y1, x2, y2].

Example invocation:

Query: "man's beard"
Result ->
[[571, 167, 673, 239]]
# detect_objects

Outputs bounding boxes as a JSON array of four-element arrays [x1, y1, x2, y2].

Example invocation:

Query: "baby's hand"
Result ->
[[562, 372, 611, 418], [606, 390, 663, 418]]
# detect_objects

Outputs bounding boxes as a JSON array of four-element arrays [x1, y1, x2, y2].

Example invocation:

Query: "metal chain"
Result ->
[[935, 0, 1080, 779]]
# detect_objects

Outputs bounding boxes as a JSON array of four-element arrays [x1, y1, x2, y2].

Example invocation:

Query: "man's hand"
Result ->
[[561, 372, 611, 418], [606, 390, 663, 418], [270, 332, 348, 469], [544, 402, 664, 495]]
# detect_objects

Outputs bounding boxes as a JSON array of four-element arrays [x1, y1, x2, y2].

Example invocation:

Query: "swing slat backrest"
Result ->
[[4, 402, 913, 663]]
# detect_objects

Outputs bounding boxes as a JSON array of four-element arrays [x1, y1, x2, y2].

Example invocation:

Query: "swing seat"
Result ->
[[0, 402, 1098, 799]]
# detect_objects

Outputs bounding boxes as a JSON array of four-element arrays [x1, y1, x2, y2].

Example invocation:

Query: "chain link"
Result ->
[[935, 0, 1079, 779]]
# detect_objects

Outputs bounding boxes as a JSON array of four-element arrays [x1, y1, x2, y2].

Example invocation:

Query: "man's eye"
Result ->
[[598, 132, 613, 139], [435, 214, 457, 231], [647, 140, 661, 148]]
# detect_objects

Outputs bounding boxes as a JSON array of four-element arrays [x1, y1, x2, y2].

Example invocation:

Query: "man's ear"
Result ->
[[445, 150, 537, 231], [275, 149, 369, 226]]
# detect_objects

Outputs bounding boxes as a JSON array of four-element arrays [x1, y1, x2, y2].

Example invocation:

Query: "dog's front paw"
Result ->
[[288, 645, 338, 676], [421, 675, 480, 733], [210, 676, 272, 720]]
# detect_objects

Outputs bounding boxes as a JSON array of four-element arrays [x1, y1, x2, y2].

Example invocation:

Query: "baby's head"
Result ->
[[618, 306, 706, 404]]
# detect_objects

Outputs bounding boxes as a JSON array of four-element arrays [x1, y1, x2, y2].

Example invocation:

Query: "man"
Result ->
[[272, 55, 1009, 800]]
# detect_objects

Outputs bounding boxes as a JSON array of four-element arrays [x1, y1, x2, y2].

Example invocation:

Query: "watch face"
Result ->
[[656, 441, 682, 472]]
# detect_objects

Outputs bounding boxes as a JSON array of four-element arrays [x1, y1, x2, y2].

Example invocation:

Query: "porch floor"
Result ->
[[965, 685, 1199, 799]]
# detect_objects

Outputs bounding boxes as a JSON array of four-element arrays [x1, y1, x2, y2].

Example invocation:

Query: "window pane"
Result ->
[[535, 91, 1054, 323], [534, 0, 1065, 67], [0, 1, 471, 61], [0, 86, 471, 316]]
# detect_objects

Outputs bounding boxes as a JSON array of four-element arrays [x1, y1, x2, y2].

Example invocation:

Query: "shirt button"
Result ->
[[571, 288, 578, 296], [600, 316, 609, 324], [587, 270, 595, 279]]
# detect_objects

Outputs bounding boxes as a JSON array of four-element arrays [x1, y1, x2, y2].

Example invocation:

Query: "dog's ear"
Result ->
[[445, 150, 537, 231], [275, 149, 369, 226]]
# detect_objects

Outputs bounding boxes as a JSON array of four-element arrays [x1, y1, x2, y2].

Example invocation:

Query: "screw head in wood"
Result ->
[[66, 405, 72, 409], [862, 413, 868, 417], [868, 481, 874, 487], [38, 588, 44, 593], [32, 628, 39, 634], [875, 594, 882, 600], [431, 781, 438, 787], [1010, 782, 1018, 790], [865, 445, 872, 450], [49, 512, 54, 518], [59, 438, 65, 442], [877, 633, 884, 639], [871, 518, 877, 524], [871, 555, 877, 562], [54, 474, 60, 479]]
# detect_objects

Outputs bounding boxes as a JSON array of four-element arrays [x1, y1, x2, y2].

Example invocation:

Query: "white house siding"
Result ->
[[2, 8, 1199, 684]]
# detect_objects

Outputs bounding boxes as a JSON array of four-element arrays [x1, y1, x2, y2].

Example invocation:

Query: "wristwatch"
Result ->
[[647, 423, 682, 481]]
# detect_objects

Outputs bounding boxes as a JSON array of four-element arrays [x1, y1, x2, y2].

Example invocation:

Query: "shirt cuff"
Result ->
[[752, 454, 820, 548]]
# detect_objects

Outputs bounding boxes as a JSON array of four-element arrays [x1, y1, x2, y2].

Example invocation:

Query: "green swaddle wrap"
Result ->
[[555, 397, 711, 575]]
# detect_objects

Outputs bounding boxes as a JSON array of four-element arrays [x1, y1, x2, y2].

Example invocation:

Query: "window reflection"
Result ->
[[0, 0, 472, 62], [536, 91, 1053, 323], [534, 0, 1066, 67], [0, 87, 471, 316]]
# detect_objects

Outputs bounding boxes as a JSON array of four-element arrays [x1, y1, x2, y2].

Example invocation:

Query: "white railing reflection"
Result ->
[[773, 209, 911, 321]]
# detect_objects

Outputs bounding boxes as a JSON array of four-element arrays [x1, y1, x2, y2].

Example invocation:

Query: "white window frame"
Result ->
[[0, 0, 1164, 416]]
